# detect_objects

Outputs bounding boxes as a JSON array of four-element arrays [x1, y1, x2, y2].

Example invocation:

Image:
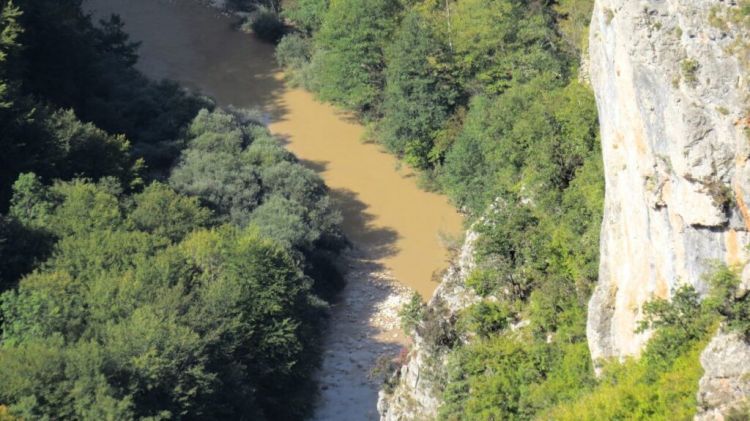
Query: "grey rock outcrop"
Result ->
[[696, 332, 750, 420], [587, 0, 750, 361], [377, 231, 481, 421]]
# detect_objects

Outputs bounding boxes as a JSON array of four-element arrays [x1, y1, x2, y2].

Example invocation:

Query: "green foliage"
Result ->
[[443, 281, 721, 421], [449, 0, 567, 95], [545, 265, 750, 421], [703, 264, 750, 340], [275, 33, 317, 88], [169, 109, 269, 222], [459, 301, 512, 339], [13, 0, 210, 149], [0, 0, 21, 108], [8, 173, 53, 229], [378, 11, 459, 169], [170, 108, 345, 304], [553, 0, 596, 55], [282, 0, 328, 34], [441, 78, 599, 214], [170, 109, 343, 251], [128, 182, 211, 243], [37, 179, 124, 238], [440, 336, 541, 420], [542, 340, 707, 421], [637, 285, 715, 370], [440, 336, 594, 420], [0, 103, 141, 210], [44, 109, 139, 186], [249, 194, 319, 250], [418, 298, 459, 351], [0, 1, 348, 418], [471, 202, 542, 301], [0, 405, 16, 421], [311, 0, 401, 113], [681, 58, 699, 86], [0, 178, 327, 419], [399, 292, 426, 334], [433, 82, 604, 421], [276, 33, 311, 72], [0, 0, 211, 208]]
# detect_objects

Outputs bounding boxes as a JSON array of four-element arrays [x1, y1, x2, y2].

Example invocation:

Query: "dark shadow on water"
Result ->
[[272, 132, 292, 146], [200, 28, 290, 122], [290, 160, 400, 262], [86, 0, 291, 123], [329, 188, 399, 261], [298, 158, 329, 173]]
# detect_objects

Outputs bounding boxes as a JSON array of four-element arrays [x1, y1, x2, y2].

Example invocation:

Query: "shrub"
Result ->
[[704, 264, 750, 340], [541, 340, 706, 421], [399, 292, 426, 333], [418, 299, 458, 350], [275, 34, 311, 69], [251, 10, 286, 43], [459, 301, 511, 338], [281, 0, 327, 34], [311, 0, 401, 114], [681, 58, 699, 85], [0, 180, 326, 419], [275, 34, 315, 87], [637, 284, 715, 370], [701, 177, 734, 210]]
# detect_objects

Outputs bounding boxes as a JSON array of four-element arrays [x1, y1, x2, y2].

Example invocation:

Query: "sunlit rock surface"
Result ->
[[696, 332, 750, 420], [587, 0, 750, 361], [377, 231, 480, 421]]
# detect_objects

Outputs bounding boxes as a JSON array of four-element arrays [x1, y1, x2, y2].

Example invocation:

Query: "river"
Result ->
[[84, 0, 463, 418]]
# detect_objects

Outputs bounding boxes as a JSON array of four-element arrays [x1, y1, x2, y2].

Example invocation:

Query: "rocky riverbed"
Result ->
[[312, 248, 411, 421]]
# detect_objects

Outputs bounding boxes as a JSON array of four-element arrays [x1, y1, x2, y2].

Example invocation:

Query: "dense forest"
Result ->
[[0, 0, 343, 419], [273, 0, 604, 417], [271, 0, 749, 419], [2, 0, 747, 419]]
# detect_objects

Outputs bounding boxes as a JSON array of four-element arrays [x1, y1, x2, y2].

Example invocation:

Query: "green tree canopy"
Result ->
[[379, 11, 459, 169], [311, 0, 401, 113], [0, 178, 326, 419]]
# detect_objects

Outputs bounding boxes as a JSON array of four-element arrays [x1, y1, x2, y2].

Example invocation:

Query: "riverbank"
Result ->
[[85, 0, 462, 299], [313, 248, 411, 420], [84, 0, 462, 418]]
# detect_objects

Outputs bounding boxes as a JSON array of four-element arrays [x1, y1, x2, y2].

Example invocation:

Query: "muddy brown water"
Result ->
[[84, 0, 463, 298]]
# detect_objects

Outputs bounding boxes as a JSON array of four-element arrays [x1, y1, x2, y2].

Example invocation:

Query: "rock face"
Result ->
[[696, 332, 750, 420], [587, 0, 750, 361], [377, 231, 480, 421]]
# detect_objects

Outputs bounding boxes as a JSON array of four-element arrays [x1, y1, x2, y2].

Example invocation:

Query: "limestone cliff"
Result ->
[[587, 0, 750, 361], [380, 1, 750, 418], [696, 332, 750, 419]]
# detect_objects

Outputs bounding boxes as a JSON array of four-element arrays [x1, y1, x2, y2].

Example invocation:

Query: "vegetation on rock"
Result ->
[[276, 0, 747, 419]]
